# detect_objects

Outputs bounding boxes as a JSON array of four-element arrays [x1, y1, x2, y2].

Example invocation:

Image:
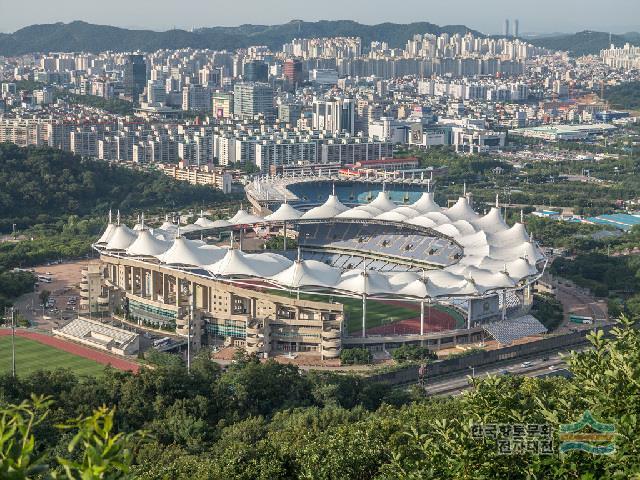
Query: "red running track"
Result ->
[[0, 329, 139, 373], [366, 300, 457, 336]]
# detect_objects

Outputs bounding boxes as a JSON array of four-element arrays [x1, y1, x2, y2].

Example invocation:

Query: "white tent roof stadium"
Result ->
[[94, 191, 545, 302]]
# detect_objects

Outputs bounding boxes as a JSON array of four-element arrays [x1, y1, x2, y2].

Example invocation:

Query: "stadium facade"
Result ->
[[91, 186, 547, 359]]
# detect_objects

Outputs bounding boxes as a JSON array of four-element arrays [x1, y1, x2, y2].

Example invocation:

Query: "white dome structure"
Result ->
[[97, 223, 116, 244], [208, 249, 292, 277], [488, 223, 530, 247], [375, 210, 409, 222], [336, 269, 394, 295], [445, 197, 479, 222], [391, 206, 421, 219], [336, 208, 376, 219], [194, 216, 218, 228], [406, 216, 438, 229], [367, 191, 397, 213], [472, 208, 509, 234]]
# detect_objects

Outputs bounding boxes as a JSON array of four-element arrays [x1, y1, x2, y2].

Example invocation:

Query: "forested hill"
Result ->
[[0, 143, 227, 229], [605, 81, 640, 110], [0, 20, 479, 55], [528, 30, 639, 56]]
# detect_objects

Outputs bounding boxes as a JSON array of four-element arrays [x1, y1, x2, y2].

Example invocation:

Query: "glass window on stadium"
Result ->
[[129, 300, 177, 328], [205, 318, 247, 339]]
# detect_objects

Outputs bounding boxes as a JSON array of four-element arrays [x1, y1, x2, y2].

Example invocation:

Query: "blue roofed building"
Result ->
[[585, 213, 640, 231]]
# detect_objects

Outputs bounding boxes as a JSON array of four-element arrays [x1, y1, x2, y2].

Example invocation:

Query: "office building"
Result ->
[[182, 85, 212, 113], [243, 60, 269, 83], [278, 103, 302, 124], [283, 58, 304, 86], [212, 92, 234, 118], [123, 54, 147, 104], [233, 82, 275, 120]]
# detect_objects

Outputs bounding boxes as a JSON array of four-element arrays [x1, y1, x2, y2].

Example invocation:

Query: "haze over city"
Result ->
[[0, 0, 638, 34]]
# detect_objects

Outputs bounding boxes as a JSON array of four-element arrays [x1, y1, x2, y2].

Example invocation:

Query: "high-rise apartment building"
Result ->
[[312, 97, 355, 134], [199, 67, 222, 88]]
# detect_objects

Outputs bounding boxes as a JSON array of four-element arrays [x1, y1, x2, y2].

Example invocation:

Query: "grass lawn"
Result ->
[[269, 290, 418, 334], [270, 289, 467, 333], [342, 298, 418, 333], [0, 336, 105, 377]]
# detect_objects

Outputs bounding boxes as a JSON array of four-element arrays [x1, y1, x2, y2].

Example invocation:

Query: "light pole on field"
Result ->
[[6, 307, 17, 378]]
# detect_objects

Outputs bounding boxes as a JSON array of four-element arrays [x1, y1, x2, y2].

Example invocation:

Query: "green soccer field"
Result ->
[[0, 337, 106, 377], [268, 290, 418, 333]]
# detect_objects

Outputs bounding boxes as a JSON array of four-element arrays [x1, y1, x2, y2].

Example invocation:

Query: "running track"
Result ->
[[366, 300, 457, 335], [0, 329, 140, 373]]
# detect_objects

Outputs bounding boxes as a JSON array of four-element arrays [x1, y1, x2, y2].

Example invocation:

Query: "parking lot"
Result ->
[[13, 260, 89, 330]]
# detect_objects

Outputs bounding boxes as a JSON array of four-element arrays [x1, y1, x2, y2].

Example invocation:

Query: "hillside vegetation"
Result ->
[[0, 317, 638, 478], [529, 30, 639, 56], [605, 81, 640, 110], [0, 143, 228, 230]]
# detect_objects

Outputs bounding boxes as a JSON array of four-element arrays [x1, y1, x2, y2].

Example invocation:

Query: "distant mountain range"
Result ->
[[0, 21, 637, 57], [0, 20, 479, 56]]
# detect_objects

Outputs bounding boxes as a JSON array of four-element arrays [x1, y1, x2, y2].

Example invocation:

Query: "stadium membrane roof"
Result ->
[[94, 191, 546, 300]]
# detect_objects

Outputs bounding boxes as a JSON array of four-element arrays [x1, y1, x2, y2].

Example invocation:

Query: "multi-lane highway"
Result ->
[[423, 351, 577, 397]]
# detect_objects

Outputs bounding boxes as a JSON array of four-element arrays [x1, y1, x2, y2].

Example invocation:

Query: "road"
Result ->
[[422, 350, 580, 397]]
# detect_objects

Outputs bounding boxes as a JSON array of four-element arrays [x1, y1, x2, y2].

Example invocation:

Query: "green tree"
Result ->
[[340, 348, 372, 365], [391, 345, 437, 363], [38, 289, 51, 306]]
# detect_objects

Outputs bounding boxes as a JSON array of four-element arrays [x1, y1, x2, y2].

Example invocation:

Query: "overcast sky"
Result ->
[[0, 0, 638, 35]]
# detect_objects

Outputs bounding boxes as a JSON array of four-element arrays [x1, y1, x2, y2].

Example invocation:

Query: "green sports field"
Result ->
[[269, 289, 467, 333], [268, 290, 418, 333], [0, 336, 105, 377]]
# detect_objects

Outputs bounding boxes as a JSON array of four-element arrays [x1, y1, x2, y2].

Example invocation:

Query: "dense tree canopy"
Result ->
[[56, 93, 135, 115], [0, 268, 35, 311], [605, 81, 640, 110], [0, 318, 639, 478], [0, 143, 231, 230]]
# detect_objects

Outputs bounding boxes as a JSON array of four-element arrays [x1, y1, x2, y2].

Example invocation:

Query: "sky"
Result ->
[[0, 0, 638, 35]]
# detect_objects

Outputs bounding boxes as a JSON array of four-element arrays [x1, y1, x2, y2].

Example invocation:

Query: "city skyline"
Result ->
[[0, 0, 638, 35]]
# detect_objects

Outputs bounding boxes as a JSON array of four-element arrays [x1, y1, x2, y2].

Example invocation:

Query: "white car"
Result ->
[[520, 361, 533, 368]]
